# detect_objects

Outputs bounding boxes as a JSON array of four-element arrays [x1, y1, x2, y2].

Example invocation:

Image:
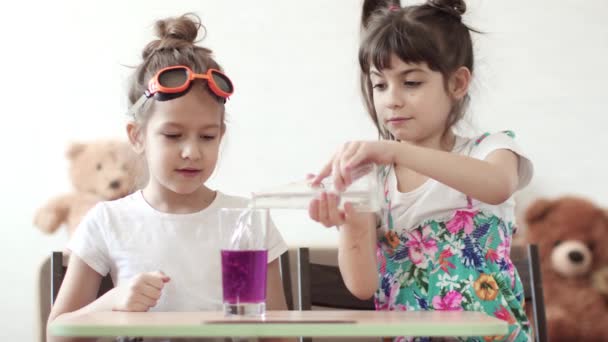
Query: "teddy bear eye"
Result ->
[[553, 240, 562, 247], [588, 242, 595, 251], [96, 163, 102, 171]]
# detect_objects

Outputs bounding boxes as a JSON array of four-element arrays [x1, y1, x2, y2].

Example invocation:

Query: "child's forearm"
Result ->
[[393, 142, 519, 205], [338, 215, 378, 300], [47, 289, 119, 342]]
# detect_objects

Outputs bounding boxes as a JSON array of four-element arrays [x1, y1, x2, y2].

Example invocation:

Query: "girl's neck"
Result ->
[[142, 184, 217, 214]]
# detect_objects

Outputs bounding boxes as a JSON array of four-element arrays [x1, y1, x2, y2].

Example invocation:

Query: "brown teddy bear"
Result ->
[[34, 140, 144, 239], [525, 196, 608, 341]]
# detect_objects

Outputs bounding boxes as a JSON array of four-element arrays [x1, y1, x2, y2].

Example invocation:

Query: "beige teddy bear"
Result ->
[[34, 140, 144, 238]]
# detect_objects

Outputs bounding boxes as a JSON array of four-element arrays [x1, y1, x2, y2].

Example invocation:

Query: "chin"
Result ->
[[163, 179, 204, 195], [390, 132, 418, 143], [174, 185, 205, 195]]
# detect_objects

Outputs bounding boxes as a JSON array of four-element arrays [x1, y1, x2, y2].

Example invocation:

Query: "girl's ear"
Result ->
[[220, 124, 226, 139], [448, 66, 471, 101], [126, 122, 145, 154]]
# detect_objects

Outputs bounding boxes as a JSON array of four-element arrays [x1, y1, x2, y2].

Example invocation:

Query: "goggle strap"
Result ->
[[126, 94, 148, 117]]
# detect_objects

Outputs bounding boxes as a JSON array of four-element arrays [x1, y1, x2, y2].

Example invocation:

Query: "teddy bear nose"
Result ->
[[109, 180, 121, 190], [568, 251, 585, 263]]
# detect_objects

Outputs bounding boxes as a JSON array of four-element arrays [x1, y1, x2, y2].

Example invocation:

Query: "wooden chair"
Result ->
[[296, 247, 374, 311], [279, 249, 295, 310], [296, 247, 375, 342], [511, 244, 548, 342]]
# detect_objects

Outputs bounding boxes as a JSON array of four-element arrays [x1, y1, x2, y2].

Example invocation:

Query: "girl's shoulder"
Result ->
[[458, 130, 524, 158], [96, 191, 146, 217], [464, 130, 533, 190]]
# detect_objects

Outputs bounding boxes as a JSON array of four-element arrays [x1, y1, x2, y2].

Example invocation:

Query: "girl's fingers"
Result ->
[[309, 199, 320, 221], [117, 302, 148, 312], [340, 143, 361, 186], [133, 292, 157, 308], [332, 157, 348, 193], [345, 151, 367, 174], [312, 161, 332, 186], [139, 283, 162, 301], [140, 273, 166, 290], [326, 193, 343, 226], [343, 202, 356, 218], [317, 192, 329, 227], [156, 270, 171, 283]]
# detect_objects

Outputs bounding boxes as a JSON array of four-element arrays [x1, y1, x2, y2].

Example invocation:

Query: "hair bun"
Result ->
[[142, 13, 206, 60], [427, 0, 466, 18], [155, 13, 201, 43]]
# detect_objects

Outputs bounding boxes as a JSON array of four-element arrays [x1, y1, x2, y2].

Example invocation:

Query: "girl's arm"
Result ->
[[337, 207, 378, 300], [46, 254, 108, 342], [323, 140, 521, 205], [265, 258, 288, 311], [393, 142, 520, 205], [47, 255, 169, 342], [310, 195, 379, 300]]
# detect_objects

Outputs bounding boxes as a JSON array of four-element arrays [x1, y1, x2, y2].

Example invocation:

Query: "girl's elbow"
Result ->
[[486, 193, 510, 205], [485, 187, 514, 205], [483, 178, 517, 205], [352, 288, 376, 301], [47, 311, 59, 327], [347, 280, 378, 300]]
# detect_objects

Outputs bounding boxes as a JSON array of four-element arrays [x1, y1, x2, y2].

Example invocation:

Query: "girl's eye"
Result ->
[[163, 133, 181, 139], [201, 135, 216, 140], [404, 81, 422, 87], [372, 83, 387, 90]]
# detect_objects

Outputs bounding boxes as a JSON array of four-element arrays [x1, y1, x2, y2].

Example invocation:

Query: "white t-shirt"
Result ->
[[379, 131, 534, 233], [68, 190, 288, 312]]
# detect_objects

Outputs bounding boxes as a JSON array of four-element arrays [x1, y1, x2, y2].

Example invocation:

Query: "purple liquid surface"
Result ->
[[221, 250, 268, 304]]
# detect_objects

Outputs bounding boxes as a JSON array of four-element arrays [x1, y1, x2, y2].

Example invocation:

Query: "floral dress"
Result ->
[[375, 132, 532, 342]]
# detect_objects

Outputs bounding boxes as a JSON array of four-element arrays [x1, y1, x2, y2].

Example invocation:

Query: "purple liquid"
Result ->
[[221, 250, 268, 304]]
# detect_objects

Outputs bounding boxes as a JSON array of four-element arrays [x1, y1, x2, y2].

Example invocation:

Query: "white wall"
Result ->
[[0, 0, 606, 340]]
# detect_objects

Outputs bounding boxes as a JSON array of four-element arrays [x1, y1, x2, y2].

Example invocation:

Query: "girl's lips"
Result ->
[[176, 169, 201, 177], [387, 117, 411, 122], [387, 117, 412, 125]]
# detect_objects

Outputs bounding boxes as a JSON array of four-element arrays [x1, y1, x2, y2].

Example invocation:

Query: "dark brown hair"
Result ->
[[360, 0, 476, 140], [128, 13, 226, 129]]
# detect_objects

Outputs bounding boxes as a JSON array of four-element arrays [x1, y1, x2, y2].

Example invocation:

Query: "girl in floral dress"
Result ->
[[308, 1, 533, 341]]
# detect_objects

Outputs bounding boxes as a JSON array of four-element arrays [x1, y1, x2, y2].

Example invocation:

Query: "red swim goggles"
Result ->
[[128, 65, 234, 116]]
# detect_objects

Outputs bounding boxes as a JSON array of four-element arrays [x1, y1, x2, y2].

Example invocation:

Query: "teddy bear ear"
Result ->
[[525, 198, 556, 225], [66, 143, 86, 160]]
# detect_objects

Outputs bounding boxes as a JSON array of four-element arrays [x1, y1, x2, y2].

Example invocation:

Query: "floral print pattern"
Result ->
[[376, 163, 530, 341]]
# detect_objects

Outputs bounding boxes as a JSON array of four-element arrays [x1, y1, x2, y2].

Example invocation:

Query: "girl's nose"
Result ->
[[386, 86, 405, 109], [181, 141, 201, 160]]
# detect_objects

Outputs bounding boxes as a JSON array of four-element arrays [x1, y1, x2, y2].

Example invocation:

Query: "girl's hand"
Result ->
[[312, 140, 398, 191], [112, 271, 170, 312], [308, 191, 355, 228]]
